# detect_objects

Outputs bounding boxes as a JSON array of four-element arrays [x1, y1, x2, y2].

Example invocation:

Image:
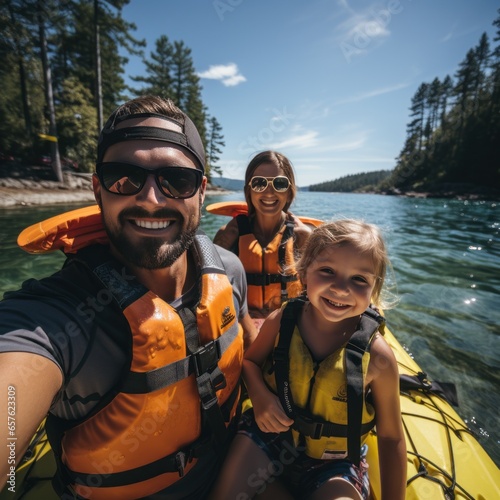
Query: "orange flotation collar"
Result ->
[[17, 204, 107, 254]]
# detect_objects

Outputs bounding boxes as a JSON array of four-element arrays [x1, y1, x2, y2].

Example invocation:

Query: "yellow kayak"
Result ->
[[366, 325, 500, 499]]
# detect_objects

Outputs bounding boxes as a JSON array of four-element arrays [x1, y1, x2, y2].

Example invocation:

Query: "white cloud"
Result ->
[[334, 83, 409, 105], [271, 130, 320, 150], [269, 129, 367, 153], [198, 63, 246, 87]]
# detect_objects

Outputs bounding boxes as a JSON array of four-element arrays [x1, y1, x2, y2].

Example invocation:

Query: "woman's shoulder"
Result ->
[[213, 217, 240, 249]]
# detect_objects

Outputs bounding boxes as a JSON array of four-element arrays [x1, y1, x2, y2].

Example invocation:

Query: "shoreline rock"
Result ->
[[0, 173, 228, 208]]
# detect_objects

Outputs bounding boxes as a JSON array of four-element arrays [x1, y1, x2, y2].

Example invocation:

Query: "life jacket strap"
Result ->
[[274, 299, 303, 419], [278, 218, 295, 302], [345, 309, 385, 465], [246, 272, 298, 286], [293, 413, 375, 440], [60, 437, 212, 489], [120, 321, 239, 394]]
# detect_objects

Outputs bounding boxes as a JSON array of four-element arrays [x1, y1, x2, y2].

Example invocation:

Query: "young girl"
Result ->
[[210, 220, 406, 500], [213, 151, 312, 329]]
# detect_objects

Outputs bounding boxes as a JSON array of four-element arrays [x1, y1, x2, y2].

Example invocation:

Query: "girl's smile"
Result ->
[[303, 243, 377, 324]]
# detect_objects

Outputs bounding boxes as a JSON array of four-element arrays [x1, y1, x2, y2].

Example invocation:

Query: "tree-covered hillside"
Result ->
[[380, 9, 500, 196], [308, 170, 391, 193]]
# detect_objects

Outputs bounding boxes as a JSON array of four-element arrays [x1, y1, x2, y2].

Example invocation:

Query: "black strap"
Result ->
[[278, 218, 295, 302], [400, 372, 459, 407], [293, 412, 375, 439], [120, 321, 239, 394], [274, 300, 301, 419], [180, 306, 201, 355], [345, 311, 383, 465], [235, 214, 252, 235], [63, 436, 212, 488], [245, 272, 298, 286]]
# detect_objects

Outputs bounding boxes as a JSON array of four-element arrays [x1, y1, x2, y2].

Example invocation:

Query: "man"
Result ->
[[0, 96, 256, 499]]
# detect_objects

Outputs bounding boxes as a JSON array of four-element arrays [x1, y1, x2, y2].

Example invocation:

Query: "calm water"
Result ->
[[1, 192, 499, 466]]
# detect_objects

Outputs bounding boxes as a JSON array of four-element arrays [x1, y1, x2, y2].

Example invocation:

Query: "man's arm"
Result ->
[[0, 352, 62, 489]]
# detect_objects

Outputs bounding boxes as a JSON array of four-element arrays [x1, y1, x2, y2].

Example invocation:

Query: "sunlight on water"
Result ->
[[1, 193, 499, 466]]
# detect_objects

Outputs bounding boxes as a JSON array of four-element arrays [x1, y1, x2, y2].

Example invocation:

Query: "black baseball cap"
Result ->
[[97, 111, 206, 173]]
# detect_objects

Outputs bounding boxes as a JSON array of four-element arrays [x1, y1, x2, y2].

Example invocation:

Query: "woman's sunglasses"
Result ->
[[96, 162, 203, 199], [248, 176, 290, 193]]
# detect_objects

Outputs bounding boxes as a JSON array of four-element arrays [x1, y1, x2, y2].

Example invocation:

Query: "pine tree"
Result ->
[[55, 77, 98, 172], [453, 49, 477, 128], [130, 34, 174, 96], [407, 83, 428, 150], [207, 116, 225, 179]]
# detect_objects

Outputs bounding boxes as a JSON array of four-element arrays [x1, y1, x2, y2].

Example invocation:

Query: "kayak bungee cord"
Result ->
[[402, 392, 475, 500], [17, 430, 52, 499]]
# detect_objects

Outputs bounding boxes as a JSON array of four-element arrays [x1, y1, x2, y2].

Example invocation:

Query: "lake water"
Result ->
[[0, 191, 499, 467]]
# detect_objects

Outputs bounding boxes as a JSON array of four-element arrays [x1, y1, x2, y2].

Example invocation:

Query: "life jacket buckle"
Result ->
[[175, 451, 187, 477], [295, 415, 324, 439], [273, 346, 288, 363], [193, 340, 221, 377]]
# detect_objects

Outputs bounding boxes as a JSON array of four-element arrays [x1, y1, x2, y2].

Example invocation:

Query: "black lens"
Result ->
[[272, 177, 290, 192], [157, 168, 201, 198], [250, 176, 268, 192], [99, 163, 146, 195]]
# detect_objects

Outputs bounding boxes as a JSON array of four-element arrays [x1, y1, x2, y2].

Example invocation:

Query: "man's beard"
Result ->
[[101, 200, 202, 269]]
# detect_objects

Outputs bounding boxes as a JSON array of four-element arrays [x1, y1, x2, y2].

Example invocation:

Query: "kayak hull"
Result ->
[[366, 326, 500, 499]]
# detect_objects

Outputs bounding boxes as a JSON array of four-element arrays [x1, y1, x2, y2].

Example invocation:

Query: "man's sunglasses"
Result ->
[[248, 176, 290, 193], [96, 162, 203, 199]]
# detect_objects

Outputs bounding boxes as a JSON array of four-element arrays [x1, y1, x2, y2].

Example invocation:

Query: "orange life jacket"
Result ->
[[18, 207, 244, 499], [235, 215, 302, 313]]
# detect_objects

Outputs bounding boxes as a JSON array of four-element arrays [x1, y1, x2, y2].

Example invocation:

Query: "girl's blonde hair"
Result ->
[[295, 219, 392, 307]]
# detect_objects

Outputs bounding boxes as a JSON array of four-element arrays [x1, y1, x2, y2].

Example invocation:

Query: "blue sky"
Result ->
[[120, 0, 499, 187]]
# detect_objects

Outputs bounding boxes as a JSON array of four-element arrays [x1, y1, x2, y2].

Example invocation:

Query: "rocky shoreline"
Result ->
[[0, 171, 227, 208], [0, 173, 95, 207]]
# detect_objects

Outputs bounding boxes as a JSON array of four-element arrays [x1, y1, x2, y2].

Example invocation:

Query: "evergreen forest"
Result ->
[[309, 9, 500, 197], [0, 0, 225, 181], [308, 170, 391, 193]]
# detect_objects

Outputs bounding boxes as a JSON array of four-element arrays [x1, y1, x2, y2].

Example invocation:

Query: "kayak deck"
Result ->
[[366, 326, 500, 499]]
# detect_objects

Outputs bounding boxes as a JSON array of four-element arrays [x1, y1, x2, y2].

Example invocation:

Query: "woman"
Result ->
[[214, 151, 312, 327]]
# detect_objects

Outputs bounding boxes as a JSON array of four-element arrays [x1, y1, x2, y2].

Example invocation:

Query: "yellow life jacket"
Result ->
[[264, 300, 382, 464], [44, 234, 243, 499], [236, 215, 302, 312]]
